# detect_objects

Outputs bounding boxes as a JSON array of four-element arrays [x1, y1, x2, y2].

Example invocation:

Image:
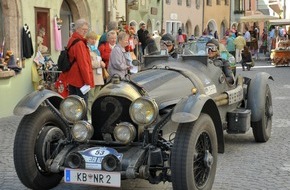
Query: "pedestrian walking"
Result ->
[[234, 32, 246, 64]]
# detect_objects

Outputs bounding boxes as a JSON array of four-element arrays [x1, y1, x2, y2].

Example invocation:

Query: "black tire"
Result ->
[[171, 114, 218, 190], [14, 106, 67, 190], [252, 84, 273, 142]]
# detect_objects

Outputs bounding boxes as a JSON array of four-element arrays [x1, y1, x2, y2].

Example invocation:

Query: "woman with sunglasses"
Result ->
[[206, 39, 234, 84]]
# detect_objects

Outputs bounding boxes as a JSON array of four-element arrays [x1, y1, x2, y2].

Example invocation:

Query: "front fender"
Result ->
[[171, 93, 210, 123], [171, 93, 225, 153], [247, 72, 274, 122], [14, 89, 63, 116]]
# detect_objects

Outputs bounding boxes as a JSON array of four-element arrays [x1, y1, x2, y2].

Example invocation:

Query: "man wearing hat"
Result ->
[[160, 33, 177, 59], [206, 39, 234, 84], [234, 32, 246, 64]]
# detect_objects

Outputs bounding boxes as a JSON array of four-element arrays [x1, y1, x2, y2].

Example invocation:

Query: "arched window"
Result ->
[[60, 0, 73, 49]]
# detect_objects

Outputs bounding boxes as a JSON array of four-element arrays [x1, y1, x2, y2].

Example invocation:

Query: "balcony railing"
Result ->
[[234, 10, 245, 14]]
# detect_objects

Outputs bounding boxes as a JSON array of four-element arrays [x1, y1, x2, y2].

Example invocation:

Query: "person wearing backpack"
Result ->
[[62, 18, 94, 113]]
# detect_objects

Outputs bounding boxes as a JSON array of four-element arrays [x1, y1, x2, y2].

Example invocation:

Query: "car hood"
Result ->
[[130, 69, 195, 109]]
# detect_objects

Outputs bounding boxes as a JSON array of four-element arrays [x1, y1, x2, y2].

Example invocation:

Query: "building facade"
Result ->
[[0, 0, 105, 117], [163, 0, 203, 38], [127, 0, 163, 34], [203, 0, 231, 39]]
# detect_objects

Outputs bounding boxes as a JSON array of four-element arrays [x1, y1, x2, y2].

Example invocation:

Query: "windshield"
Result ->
[[182, 37, 212, 56]]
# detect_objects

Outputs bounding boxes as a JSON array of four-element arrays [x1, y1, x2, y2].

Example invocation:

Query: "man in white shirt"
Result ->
[[152, 31, 161, 51]]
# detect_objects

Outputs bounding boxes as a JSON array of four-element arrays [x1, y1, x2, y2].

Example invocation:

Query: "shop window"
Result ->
[[186, 0, 191, 7], [178, 0, 182, 6], [225, 0, 229, 5], [217, 0, 221, 5], [35, 8, 51, 55]]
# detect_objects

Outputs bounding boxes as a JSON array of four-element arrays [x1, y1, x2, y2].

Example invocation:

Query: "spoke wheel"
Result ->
[[171, 114, 217, 190], [35, 126, 65, 172]]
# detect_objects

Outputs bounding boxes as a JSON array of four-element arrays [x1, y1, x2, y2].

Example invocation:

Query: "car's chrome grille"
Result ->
[[91, 96, 133, 140]]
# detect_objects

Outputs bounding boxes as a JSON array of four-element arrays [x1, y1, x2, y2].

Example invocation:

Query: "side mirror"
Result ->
[[132, 59, 141, 66]]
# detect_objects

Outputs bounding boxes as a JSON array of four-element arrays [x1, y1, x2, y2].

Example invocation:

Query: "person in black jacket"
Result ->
[[241, 46, 252, 71], [144, 34, 158, 55], [206, 39, 234, 84], [160, 33, 177, 59], [137, 23, 149, 55]]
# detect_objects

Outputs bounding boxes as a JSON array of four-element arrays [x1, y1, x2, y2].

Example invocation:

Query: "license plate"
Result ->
[[64, 168, 121, 187]]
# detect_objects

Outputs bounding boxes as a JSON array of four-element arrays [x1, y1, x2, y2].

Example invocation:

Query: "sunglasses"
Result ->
[[206, 45, 218, 52], [161, 40, 173, 46]]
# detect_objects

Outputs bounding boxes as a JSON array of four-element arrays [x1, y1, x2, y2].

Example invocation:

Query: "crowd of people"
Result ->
[[219, 25, 290, 70], [58, 18, 290, 120], [59, 18, 182, 121]]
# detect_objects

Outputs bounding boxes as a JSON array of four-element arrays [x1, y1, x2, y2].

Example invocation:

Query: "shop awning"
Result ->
[[269, 19, 290, 26], [239, 14, 279, 23], [268, 0, 282, 14]]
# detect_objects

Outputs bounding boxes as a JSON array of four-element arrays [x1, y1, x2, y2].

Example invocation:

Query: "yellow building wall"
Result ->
[[0, 0, 104, 117], [204, 3, 231, 36]]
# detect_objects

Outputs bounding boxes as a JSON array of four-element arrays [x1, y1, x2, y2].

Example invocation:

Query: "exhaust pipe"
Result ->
[[102, 154, 120, 171], [65, 152, 85, 169]]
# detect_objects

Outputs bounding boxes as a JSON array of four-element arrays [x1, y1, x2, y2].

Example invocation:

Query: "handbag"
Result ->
[[102, 68, 110, 79]]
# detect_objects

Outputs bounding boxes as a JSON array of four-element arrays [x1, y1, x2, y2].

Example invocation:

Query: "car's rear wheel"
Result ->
[[14, 106, 67, 190], [171, 114, 217, 190], [252, 84, 273, 142]]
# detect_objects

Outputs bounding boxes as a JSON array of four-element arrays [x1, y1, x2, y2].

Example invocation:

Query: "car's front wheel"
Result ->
[[171, 113, 218, 190], [14, 106, 67, 190]]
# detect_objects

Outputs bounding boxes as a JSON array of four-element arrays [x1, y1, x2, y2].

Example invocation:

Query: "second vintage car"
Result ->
[[13, 43, 273, 190]]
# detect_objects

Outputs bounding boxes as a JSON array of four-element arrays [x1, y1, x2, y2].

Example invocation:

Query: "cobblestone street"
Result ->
[[1, 59, 290, 190]]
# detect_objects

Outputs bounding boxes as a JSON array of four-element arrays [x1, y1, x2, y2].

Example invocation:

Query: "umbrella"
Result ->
[[239, 14, 279, 22]]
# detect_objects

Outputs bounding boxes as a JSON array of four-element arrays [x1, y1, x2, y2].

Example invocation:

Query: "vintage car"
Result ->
[[13, 43, 273, 190]]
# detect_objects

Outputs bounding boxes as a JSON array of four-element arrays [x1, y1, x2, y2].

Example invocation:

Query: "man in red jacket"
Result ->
[[64, 18, 94, 107]]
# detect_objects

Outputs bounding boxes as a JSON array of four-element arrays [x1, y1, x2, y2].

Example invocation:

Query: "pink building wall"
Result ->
[[162, 0, 203, 38]]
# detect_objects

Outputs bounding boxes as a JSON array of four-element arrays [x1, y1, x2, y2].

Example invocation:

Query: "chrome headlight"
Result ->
[[71, 121, 94, 142], [113, 122, 136, 144], [60, 95, 87, 123], [129, 97, 158, 125]]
